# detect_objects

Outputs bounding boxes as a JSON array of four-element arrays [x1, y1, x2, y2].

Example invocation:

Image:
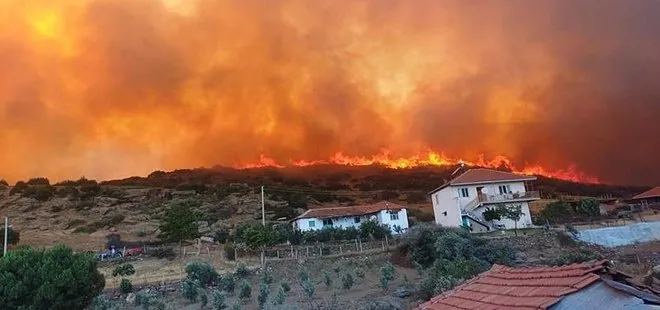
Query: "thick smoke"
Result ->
[[0, 0, 659, 185]]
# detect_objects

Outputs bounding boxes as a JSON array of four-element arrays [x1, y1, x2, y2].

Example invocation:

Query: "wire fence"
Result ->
[[102, 238, 399, 289]]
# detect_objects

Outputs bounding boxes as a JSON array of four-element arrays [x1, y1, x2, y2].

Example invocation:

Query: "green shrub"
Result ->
[[298, 268, 309, 283], [355, 267, 365, 279], [280, 280, 291, 293], [181, 279, 201, 303], [199, 289, 208, 307], [323, 271, 332, 288], [224, 243, 236, 261], [92, 295, 115, 310], [211, 290, 227, 309], [301, 280, 316, 299], [150, 247, 176, 260], [239, 281, 251, 300], [236, 262, 250, 278], [186, 262, 218, 287], [135, 291, 164, 310], [272, 286, 286, 305], [342, 272, 354, 290], [258, 283, 269, 308], [0, 245, 105, 309], [261, 265, 273, 284], [112, 263, 136, 277], [231, 304, 241, 310], [379, 263, 395, 290], [27, 177, 50, 186], [119, 278, 133, 294], [221, 274, 235, 293]]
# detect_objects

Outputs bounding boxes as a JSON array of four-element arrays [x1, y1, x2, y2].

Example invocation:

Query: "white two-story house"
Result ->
[[428, 168, 540, 231], [292, 201, 409, 234]]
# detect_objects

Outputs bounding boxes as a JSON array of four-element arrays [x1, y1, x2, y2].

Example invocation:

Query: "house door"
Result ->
[[476, 186, 484, 201]]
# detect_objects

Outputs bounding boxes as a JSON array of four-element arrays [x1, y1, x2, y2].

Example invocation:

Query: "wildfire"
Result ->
[[233, 150, 600, 184]]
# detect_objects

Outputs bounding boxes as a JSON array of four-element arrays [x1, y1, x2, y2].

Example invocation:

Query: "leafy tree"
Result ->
[[257, 283, 269, 308], [359, 220, 391, 240], [211, 290, 227, 309], [119, 279, 133, 294], [498, 204, 524, 236], [0, 179, 8, 187], [0, 245, 105, 309], [483, 207, 502, 221], [539, 201, 571, 223], [239, 281, 252, 300], [186, 262, 218, 287], [157, 200, 201, 243], [341, 273, 354, 290], [577, 198, 600, 218], [181, 279, 201, 303], [235, 224, 279, 249]]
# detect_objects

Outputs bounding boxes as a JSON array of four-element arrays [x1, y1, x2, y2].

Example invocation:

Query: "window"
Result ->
[[354, 217, 361, 224], [322, 219, 333, 227], [498, 185, 511, 195], [458, 188, 469, 198], [308, 220, 316, 228], [390, 212, 399, 220]]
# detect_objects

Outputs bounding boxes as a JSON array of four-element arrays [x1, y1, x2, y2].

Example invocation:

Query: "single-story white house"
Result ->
[[292, 201, 409, 234], [428, 168, 541, 231]]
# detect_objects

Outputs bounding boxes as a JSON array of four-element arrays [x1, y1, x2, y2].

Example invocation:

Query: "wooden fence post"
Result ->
[[306, 246, 309, 257]]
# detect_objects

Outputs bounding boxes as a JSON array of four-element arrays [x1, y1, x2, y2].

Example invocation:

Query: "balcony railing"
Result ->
[[478, 191, 540, 204]]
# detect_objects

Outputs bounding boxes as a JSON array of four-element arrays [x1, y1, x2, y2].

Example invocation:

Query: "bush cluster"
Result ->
[[399, 225, 516, 300]]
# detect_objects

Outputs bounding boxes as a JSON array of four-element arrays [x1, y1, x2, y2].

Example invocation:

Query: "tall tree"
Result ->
[[158, 200, 201, 243], [0, 245, 105, 309], [498, 204, 524, 236]]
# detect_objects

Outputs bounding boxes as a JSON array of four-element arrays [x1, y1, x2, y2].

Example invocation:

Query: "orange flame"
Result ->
[[233, 150, 600, 183]]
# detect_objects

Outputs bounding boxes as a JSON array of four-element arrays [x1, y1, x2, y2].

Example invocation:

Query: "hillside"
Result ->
[[0, 165, 648, 251]]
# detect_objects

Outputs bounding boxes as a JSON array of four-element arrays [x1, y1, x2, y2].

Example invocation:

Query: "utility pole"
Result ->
[[261, 186, 265, 226], [3, 217, 8, 257]]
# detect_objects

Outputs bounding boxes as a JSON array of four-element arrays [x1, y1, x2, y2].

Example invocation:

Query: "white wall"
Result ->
[[378, 209, 409, 234], [473, 202, 533, 229], [294, 210, 408, 234], [432, 187, 463, 227], [451, 181, 528, 209]]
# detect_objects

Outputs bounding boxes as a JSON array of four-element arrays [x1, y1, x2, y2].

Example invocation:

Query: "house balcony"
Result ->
[[479, 191, 541, 204], [463, 191, 541, 212]]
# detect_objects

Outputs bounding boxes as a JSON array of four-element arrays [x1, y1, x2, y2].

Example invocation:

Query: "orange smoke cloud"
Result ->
[[1, 0, 659, 185]]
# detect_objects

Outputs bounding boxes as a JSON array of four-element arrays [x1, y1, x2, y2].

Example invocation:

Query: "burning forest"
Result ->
[[1, 0, 659, 185]]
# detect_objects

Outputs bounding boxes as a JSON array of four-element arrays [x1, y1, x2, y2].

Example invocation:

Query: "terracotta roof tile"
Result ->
[[632, 186, 660, 200], [415, 260, 608, 310], [294, 201, 405, 220], [429, 168, 536, 194]]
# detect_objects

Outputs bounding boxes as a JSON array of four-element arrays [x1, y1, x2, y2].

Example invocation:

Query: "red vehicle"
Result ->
[[124, 247, 144, 257]]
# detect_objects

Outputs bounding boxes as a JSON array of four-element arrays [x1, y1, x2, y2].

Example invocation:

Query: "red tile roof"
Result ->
[[294, 201, 405, 220], [429, 169, 536, 195], [632, 186, 660, 200], [416, 260, 608, 310]]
